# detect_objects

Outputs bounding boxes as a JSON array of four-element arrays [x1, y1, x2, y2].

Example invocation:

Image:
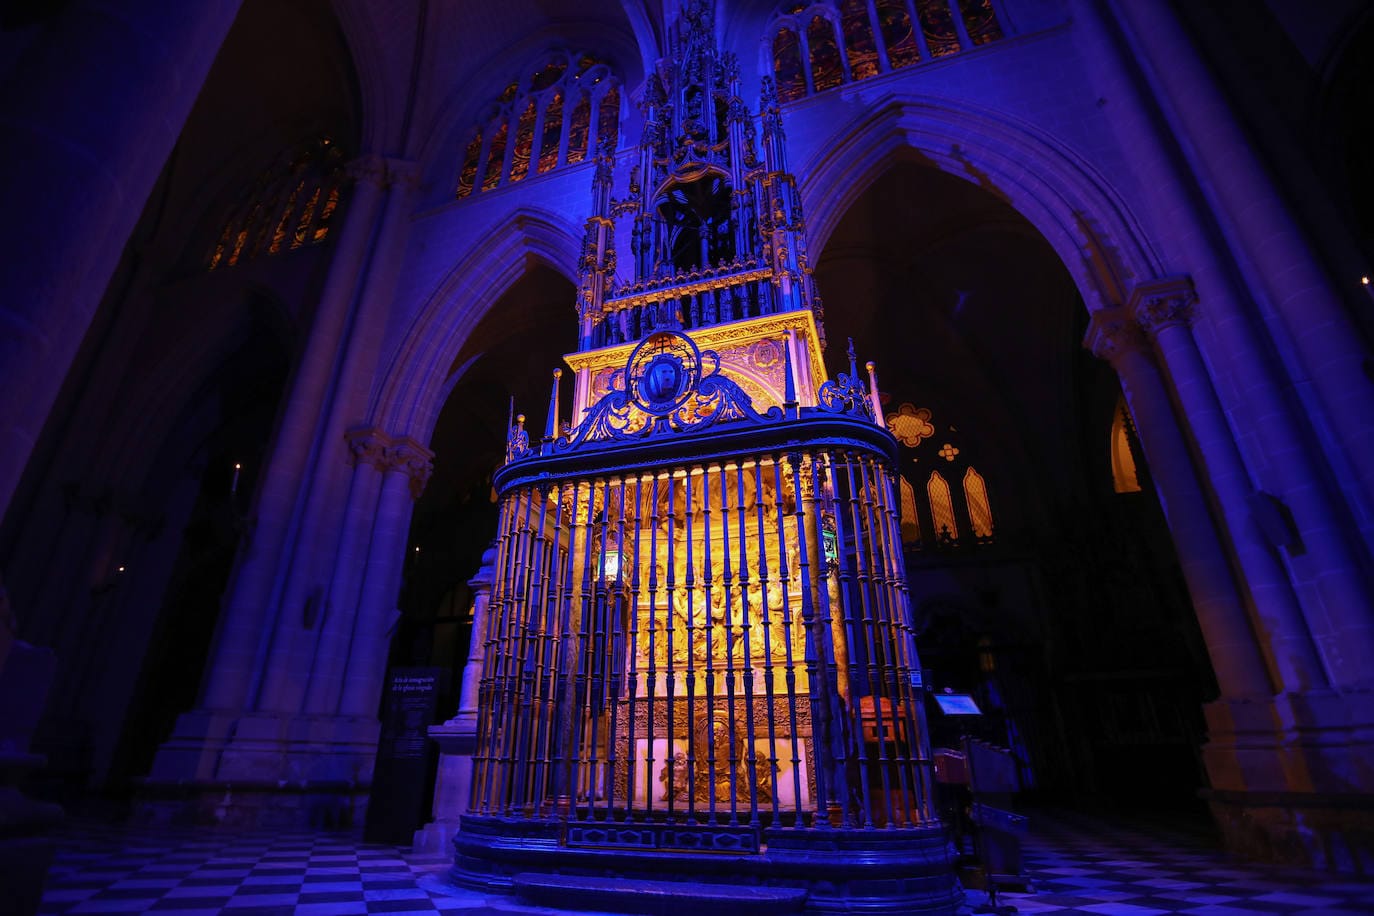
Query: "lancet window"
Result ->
[[455, 50, 621, 199], [884, 402, 995, 548], [767, 0, 1005, 102], [1111, 395, 1143, 494], [208, 136, 348, 270]]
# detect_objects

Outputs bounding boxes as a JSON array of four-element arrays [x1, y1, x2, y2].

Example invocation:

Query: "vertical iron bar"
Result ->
[[474, 490, 517, 814], [566, 478, 600, 816], [772, 456, 805, 823], [584, 475, 615, 817], [808, 453, 853, 824], [531, 481, 566, 813], [858, 455, 910, 825], [600, 476, 627, 819], [754, 458, 781, 822], [644, 469, 665, 818], [736, 459, 761, 827], [831, 456, 876, 828], [872, 456, 931, 822], [491, 488, 530, 813], [788, 450, 833, 823], [719, 461, 742, 825], [507, 488, 543, 812], [700, 464, 718, 819], [683, 467, 699, 819], [623, 473, 646, 817]]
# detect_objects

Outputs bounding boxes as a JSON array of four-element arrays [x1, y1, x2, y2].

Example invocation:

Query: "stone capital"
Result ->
[[385, 437, 435, 499], [1083, 306, 1148, 365], [1130, 275, 1198, 338], [344, 427, 435, 499]]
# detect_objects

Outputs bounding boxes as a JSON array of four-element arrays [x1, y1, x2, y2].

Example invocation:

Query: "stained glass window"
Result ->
[[916, 0, 960, 57], [774, 27, 807, 102], [899, 475, 921, 544], [270, 181, 304, 254], [312, 187, 341, 243], [960, 0, 1003, 45], [482, 120, 508, 191], [928, 470, 958, 541], [248, 187, 281, 259], [596, 86, 620, 152], [228, 204, 258, 267], [567, 94, 591, 164], [964, 467, 993, 538], [538, 91, 564, 173], [209, 222, 231, 270], [808, 15, 844, 92], [877, 0, 921, 67], [530, 58, 566, 92], [1111, 398, 1142, 493], [510, 101, 537, 182], [841, 0, 880, 81], [207, 137, 347, 271], [457, 51, 618, 196], [291, 187, 320, 248], [767, 2, 1003, 102], [456, 131, 481, 198]]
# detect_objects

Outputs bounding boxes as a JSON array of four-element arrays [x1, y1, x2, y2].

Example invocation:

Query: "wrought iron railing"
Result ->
[[473, 430, 934, 834]]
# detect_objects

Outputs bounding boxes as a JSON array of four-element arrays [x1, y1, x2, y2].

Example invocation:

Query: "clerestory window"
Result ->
[[208, 136, 348, 271], [767, 0, 1005, 103], [456, 51, 621, 199]]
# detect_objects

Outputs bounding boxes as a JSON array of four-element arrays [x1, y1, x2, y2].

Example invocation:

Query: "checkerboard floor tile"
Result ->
[[35, 809, 1374, 915], [967, 809, 1374, 915]]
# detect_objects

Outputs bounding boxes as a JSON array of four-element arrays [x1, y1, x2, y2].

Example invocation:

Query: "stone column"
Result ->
[[254, 159, 419, 715], [338, 437, 433, 718], [1128, 280, 1335, 694], [293, 430, 389, 717], [200, 156, 392, 714], [1085, 311, 1273, 701], [1085, 309, 1291, 794], [1070, 0, 1374, 690], [0, 0, 242, 523], [1108, 0, 1374, 526], [413, 547, 497, 853]]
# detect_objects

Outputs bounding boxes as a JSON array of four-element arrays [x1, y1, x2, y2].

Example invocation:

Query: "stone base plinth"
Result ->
[[1207, 790, 1374, 874], [134, 779, 370, 830], [412, 720, 477, 854], [448, 814, 961, 914], [138, 709, 380, 829]]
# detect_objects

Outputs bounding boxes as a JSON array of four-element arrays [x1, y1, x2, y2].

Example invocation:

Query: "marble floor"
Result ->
[[33, 809, 1374, 915]]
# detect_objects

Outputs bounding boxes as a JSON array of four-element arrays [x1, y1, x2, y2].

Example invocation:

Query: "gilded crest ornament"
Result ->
[[629, 330, 699, 414]]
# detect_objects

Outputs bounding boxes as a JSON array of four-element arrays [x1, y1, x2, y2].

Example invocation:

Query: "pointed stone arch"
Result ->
[[799, 93, 1164, 314], [372, 207, 582, 443]]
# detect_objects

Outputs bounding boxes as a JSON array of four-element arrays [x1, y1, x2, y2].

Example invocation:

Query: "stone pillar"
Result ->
[[339, 435, 432, 718], [1107, 0, 1374, 527], [1085, 311, 1273, 702], [1068, 0, 1374, 871], [1084, 308, 1294, 795], [201, 157, 392, 714], [1087, 276, 1374, 869], [140, 154, 423, 827], [1127, 280, 1333, 694], [0, 0, 242, 523], [1068, 0, 1374, 688], [253, 159, 419, 716], [414, 547, 497, 853], [141, 426, 431, 827]]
